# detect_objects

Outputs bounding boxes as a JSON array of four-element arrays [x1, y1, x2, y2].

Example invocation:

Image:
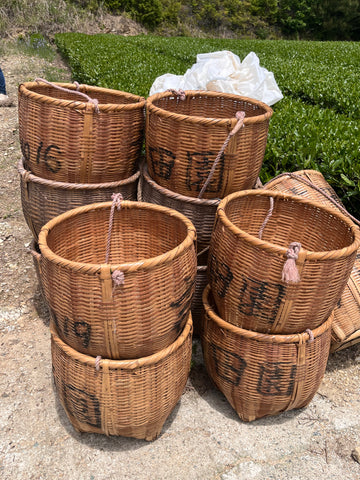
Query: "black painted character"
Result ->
[[148, 146, 176, 180], [185, 151, 224, 193]]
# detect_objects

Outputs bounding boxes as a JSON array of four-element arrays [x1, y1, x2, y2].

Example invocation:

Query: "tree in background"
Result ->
[[276, 0, 360, 40], [310, 0, 360, 40], [276, 0, 313, 37]]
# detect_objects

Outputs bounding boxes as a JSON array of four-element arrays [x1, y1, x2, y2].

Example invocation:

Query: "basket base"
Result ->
[[62, 406, 167, 441]]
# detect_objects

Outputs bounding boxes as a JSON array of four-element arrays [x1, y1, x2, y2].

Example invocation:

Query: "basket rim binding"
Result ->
[[18, 157, 141, 190], [50, 312, 193, 369], [146, 89, 273, 127], [216, 189, 360, 260], [263, 169, 328, 189], [38, 200, 197, 274], [142, 164, 221, 206], [19, 81, 146, 111], [202, 285, 333, 344]]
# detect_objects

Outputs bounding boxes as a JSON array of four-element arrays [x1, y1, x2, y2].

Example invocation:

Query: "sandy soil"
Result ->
[[0, 46, 360, 480]]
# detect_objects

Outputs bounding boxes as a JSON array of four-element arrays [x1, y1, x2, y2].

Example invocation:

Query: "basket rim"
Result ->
[[146, 89, 273, 127], [263, 169, 326, 189], [216, 189, 360, 260], [50, 312, 192, 369], [202, 285, 333, 344], [38, 200, 197, 274], [19, 81, 146, 111], [142, 164, 220, 207], [18, 157, 140, 189]]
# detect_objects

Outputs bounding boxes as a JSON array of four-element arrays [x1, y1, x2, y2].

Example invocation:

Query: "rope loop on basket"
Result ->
[[105, 193, 125, 293], [166, 89, 186, 100], [198, 110, 245, 199], [105, 193, 123, 264], [282, 242, 302, 284], [35, 77, 100, 113], [95, 356, 102, 371], [305, 328, 314, 343], [258, 196, 274, 239]]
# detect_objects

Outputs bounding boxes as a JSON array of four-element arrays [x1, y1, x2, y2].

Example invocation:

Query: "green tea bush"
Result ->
[[54, 33, 360, 217]]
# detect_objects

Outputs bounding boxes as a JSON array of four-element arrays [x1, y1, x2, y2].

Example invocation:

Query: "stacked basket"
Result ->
[[141, 90, 273, 333], [39, 200, 196, 440], [264, 170, 360, 353], [203, 189, 360, 421], [18, 80, 197, 440], [18, 80, 145, 240]]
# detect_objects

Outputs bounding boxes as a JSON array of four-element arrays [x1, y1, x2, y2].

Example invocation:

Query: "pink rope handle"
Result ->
[[282, 242, 302, 284], [95, 356, 101, 371], [105, 193, 123, 264], [265, 172, 360, 227], [305, 328, 314, 343], [166, 89, 186, 100], [105, 193, 125, 292], [198, 111, 245, 199], [35, 78, 100, 113], [258, 197, 274, 239]]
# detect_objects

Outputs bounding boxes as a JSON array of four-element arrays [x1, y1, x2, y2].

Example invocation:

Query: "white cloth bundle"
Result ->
[[149, 50, 283, 106]]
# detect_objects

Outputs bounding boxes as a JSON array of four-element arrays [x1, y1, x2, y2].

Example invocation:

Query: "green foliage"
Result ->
[[103, 0, 163, 29], [54, 33, 360, 217], [128, 0, 163, 29], [250, 0, 278, 21], [276, 0, 313, 37], [310, 1, 360, 40], [189, 0, 253, 33], [160, 0, 182, 25]]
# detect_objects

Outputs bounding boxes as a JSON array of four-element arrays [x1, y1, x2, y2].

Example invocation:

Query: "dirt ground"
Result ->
[[0, 47, 360, 480]]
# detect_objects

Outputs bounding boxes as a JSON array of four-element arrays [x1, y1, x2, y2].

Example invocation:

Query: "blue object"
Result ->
[[0, 67, 7, 95]]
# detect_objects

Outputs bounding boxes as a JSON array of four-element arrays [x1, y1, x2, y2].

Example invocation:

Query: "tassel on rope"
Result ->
[[282, 242, 302, 284], [112, 270, 125, 294]]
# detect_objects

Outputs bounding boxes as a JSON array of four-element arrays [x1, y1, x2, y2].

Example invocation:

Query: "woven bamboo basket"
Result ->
[[18, 81, 145, 183], [140, 164, 219, 252], [38, 200, 197, 359], [145, 90, 272, 199], [18, 157, 140, 240], [51, 313, 193, 440], [201, 285, 333, 422], [209, 189, 360, 334], [264, 170, 360, 352]]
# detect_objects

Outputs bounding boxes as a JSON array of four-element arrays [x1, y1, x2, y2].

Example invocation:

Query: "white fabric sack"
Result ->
[[149, 50, 283, 106]]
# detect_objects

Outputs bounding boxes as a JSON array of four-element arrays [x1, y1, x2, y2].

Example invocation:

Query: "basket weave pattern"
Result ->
[[19, 82, 145, 183], [208, 189, 360, 334], [201, 285, 332, 421], [39, 201, 197, 359], [140, 164, 219, 252], [145, 90, 272, 199], [51, 314, 193, 440], [18, 158, 139, 240]]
